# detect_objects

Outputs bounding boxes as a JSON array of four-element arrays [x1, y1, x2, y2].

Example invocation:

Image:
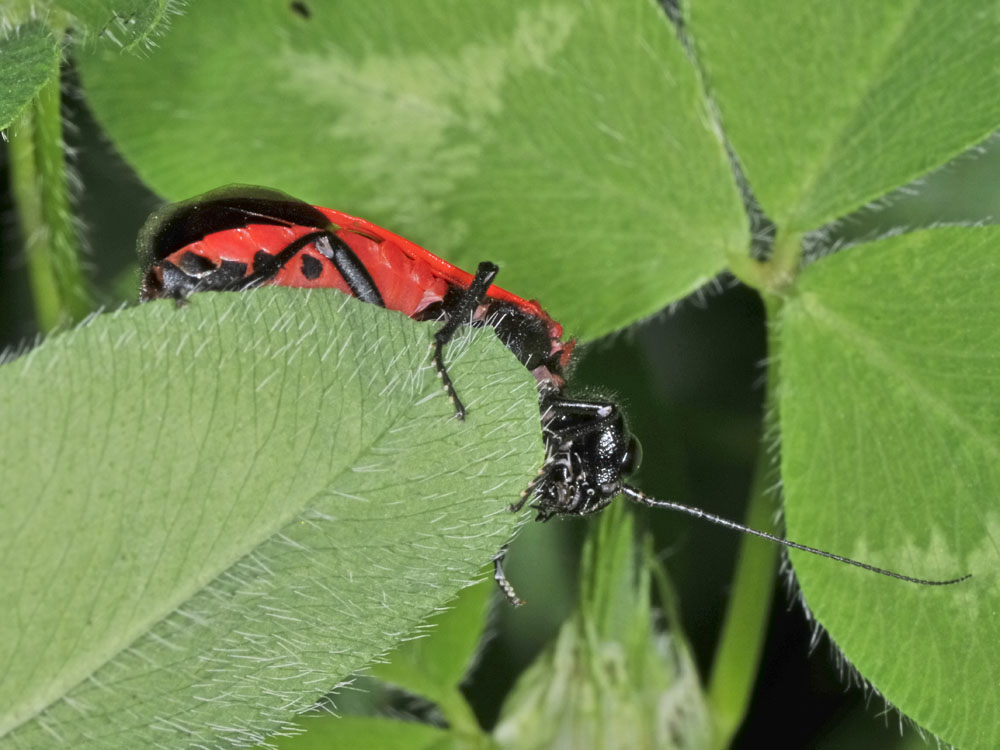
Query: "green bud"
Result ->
[[493, 505, 710, 750]]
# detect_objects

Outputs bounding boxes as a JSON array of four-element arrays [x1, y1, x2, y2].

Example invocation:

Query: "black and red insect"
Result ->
[[140, 186, 969, 604]]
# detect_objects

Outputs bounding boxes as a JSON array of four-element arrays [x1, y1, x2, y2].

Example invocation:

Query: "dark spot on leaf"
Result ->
[[290, 1, 312, 19]]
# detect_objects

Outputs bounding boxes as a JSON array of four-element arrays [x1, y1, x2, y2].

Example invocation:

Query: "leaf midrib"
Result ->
[[786, 0, 922, 230], [2, 330, 454, 740]]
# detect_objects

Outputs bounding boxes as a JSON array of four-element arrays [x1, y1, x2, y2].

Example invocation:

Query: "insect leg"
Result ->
[[540, 396, 622, 443], [492, 545, 525, 607], [507, 398, 613, 515], [240, 230, 330, 288], [241, 231, 385, 309], [311, 234, 384, 306], [433, 261, 499, 419]]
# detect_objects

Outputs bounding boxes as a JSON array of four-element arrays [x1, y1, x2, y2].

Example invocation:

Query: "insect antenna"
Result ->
[[619, 485, 971, 586]]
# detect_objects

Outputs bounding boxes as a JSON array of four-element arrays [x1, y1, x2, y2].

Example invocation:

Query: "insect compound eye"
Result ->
[[620, 435, 642, 476]]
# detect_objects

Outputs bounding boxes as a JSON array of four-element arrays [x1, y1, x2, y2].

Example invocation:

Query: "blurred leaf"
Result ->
[[689, 1, 1000, 232], [57, 0, 176, 50], [270, 715, 459, 750], [0, 21, 59, 132], [493, 505, 710, 750], [0, 289, 541, 749], [107, 261, 140, 304], [369, 579, 493, 723], [77, 0, 747, 338], [836, 138, 1000, 240], [780, 228, 1000, 750]]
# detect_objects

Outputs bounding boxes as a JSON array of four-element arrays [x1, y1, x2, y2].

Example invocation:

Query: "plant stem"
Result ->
[[727, 230, 803, 295], [705, 293, 784, 749], [766, 230, 803, 290], [724, 251, 767, 291], [8, 63, 91, 332], [437, 687, 485, 738]]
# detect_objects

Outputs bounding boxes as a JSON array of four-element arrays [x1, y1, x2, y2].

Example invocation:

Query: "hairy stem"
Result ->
[[705, 293, 784, 748], [8, 64, 90, 332]]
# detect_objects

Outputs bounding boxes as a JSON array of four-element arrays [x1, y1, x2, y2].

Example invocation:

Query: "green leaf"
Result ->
[[779, 227, 1000, 750], [76, 0, 747, 338], [270, 716, 458, 750], [274, 587, 499, 750], [369, 579, 493, 729], [56, 0, 176, 50], [689, 1, 1000, 232], [0, 21, 59, 132], [0, 289, 541, 749], [493, 505, 710, 749]]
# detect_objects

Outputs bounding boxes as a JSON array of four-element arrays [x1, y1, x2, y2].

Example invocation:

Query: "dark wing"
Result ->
[[138, 185, 335, 265]]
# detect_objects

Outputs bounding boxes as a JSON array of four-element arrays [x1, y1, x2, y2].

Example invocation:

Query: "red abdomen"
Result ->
[[140, 188, 573, 372]]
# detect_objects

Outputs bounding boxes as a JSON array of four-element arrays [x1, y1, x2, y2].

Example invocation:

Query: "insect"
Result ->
[[140, 186, 970, 605]]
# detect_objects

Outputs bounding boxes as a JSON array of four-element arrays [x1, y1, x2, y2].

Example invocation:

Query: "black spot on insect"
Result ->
[[253, 249, 280, 277], [300, 253, 323, 280], [290, 1, 311, 18], [213, 260, 250, 289], [177, 251, 217, 277]]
